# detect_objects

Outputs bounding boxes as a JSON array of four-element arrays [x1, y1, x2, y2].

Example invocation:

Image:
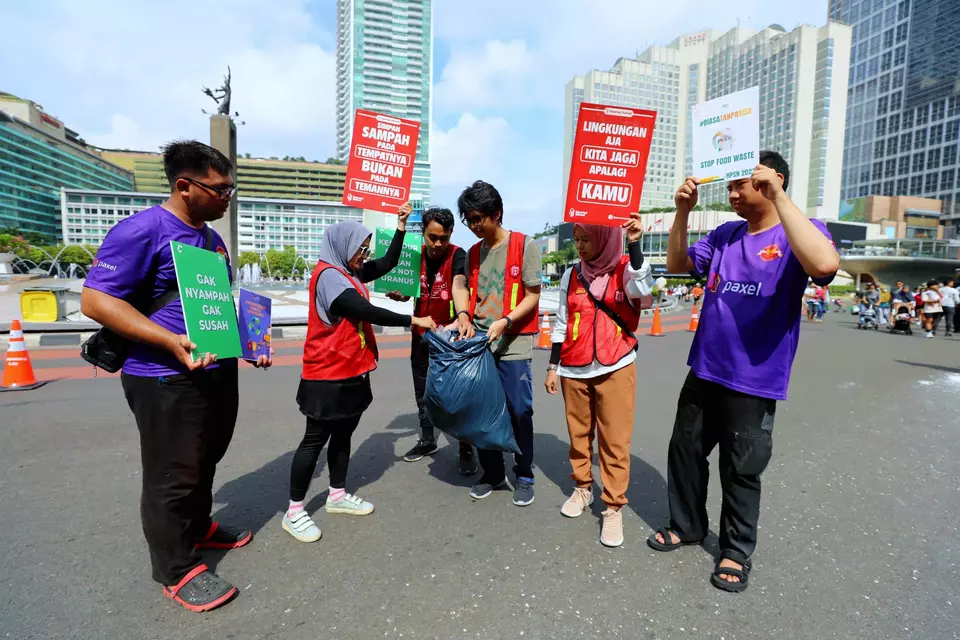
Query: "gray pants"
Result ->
[[944, 307, 955, 335]]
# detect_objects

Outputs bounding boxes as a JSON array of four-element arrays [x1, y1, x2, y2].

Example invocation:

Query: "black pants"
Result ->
[[411, 333, 471, 455], [667, 371, 776, 566], [944, 307, 955, 334], [121, 361, 239, 586], [289, 415, 361, 501]]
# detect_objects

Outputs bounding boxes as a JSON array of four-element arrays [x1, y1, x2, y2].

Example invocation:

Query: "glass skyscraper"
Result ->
[[336, 0, 433, 203], [831, 0, 960, 208], [0, 96, 133, 238]]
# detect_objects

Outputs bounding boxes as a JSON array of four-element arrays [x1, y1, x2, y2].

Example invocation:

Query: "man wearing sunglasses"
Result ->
[[81, 140, 270, 612]]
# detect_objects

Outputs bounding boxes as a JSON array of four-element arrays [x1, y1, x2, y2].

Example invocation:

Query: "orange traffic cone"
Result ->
[[1, 320, 45, 391], [535, 313, 552, 350], [687, 303, 700, 332], [649, 307, 664, 337]]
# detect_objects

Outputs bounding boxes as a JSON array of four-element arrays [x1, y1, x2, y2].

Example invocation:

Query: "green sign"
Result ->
[[170, 240, 242, 361], [372, 228, 422, 298]]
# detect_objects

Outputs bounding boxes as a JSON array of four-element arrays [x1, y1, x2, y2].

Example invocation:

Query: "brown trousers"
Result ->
[[560, 362, 636, 508]]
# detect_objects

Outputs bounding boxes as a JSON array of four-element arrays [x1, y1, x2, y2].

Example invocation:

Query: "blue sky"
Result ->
[[0, 0, 826, 245]]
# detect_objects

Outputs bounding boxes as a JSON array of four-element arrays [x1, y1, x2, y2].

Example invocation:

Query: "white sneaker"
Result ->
[[324, 492, 375, 516], [927, 331, 934, 339], [560, 486, 594, 518], [282, 510, 322, 543], [600, 509, 624, 547]]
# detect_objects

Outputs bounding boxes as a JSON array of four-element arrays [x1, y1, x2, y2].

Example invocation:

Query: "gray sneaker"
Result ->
[[512, 479, 535, 507], [469, 477, 512, 500]]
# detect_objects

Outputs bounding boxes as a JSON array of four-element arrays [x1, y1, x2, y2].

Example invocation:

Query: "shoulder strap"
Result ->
[[139, 226, 216, 317], [575, 265, 638, 348]]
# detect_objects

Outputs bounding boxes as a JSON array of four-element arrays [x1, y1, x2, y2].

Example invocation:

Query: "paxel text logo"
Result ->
[[719, 279, 763, 296], [93, 258, 117, 271]]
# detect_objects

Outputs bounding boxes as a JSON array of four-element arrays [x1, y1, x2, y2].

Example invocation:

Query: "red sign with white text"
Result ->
[[342, 109, 420, 213], [564, 103, 656, 226]]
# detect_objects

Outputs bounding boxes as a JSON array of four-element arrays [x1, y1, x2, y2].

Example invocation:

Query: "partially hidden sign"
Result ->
[[692, 87, 760, 184], [371, 227, 422, 298], [170, 241, 242, 361], [342, 109, 420, 214], [564, 103, 656, 227]]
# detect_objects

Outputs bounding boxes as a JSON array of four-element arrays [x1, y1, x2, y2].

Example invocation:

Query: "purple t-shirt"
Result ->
[[686, 219, 835, 401], [83, 205, 232, 377]]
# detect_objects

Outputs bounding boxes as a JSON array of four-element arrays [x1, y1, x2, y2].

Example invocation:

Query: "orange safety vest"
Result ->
[[467, 232, 539, 335], [414, 244, 458, 336]]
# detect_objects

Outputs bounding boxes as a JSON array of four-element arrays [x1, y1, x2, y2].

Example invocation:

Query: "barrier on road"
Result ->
[[535, 313, 552, 350], [687, 303, 700, 332], [649, 307, 665, 337], [1, 319, 46, 392]]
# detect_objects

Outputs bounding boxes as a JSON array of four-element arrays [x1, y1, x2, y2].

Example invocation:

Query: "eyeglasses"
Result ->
[[180, 176, 237, 200], [462, 215, 487, 229], [357, 245, 371, 259]]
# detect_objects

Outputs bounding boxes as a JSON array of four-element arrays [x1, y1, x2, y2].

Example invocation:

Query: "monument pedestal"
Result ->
[[209, 115, 238, 270]]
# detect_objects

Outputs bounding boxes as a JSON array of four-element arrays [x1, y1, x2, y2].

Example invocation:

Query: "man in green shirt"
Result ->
[[453, 181, 542, 506]]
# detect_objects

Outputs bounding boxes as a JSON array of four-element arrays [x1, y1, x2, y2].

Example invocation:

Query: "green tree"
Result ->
[[264, 246, 299, 278], [238, 251, 260, 269]]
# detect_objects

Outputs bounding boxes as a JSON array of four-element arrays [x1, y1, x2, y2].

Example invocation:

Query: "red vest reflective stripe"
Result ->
[[560, 256, 639, 367], [302, 261, 379, 381], [414, 244, 458, 336], [467, 232, 539, 335]]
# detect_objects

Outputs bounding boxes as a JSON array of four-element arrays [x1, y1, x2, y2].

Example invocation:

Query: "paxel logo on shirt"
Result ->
[[708, 272, 763, 296], [92, 257, 117, 271]]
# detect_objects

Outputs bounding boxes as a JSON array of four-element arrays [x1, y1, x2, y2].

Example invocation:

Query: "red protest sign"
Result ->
[[564, 103, 656, 226], [342, 109, 420, 213]]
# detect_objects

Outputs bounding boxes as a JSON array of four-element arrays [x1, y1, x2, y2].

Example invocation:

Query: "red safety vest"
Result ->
[[468, 232, 539, 335], [560, 256, 639, 367], [414, 244, 458, 336], [302, 261, 379, 381]]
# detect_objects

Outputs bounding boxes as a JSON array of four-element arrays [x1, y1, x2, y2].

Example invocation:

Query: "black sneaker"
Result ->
[[469, 477, 512, 500], [403, 440, 438, 462], [512, 478, 535, 507], [458, 446, 478, 475]]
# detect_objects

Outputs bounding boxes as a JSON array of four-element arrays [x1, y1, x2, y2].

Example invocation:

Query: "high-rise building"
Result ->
[[830, 0, 960, 209], [564, 23, 852, 218], [336, 0, 432, 202], [100, 150, 348, 201], [0, 93, 134, 238], [62, 188, 363, 262]]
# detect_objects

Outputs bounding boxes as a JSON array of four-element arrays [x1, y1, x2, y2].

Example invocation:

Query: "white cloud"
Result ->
[[435, 40, 535, 111], [0, 0, 336, 159]]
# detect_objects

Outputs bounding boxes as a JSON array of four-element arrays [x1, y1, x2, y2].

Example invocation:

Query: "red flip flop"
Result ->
[[195, 521, 253, 550], [162, 564, 238, 612]]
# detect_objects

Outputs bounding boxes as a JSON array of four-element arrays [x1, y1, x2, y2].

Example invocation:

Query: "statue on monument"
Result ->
[[201, 66, 232, 117]]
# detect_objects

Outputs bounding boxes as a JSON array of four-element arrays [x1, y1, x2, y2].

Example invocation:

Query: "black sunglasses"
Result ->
[[180, 176, 237, 200]]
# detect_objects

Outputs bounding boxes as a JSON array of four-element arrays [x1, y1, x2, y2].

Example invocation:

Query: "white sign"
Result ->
[[692, 87, 760, 184]]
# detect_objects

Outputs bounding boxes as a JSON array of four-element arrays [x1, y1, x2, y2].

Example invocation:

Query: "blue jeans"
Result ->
[[477, 359, 535, 482]]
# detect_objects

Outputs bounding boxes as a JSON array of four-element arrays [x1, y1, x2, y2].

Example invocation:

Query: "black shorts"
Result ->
[[925, 312, 943, 322]]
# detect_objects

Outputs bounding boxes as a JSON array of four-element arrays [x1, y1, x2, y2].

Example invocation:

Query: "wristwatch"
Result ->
[[502, 316, 514, 330], [546, 364, 558, 372]]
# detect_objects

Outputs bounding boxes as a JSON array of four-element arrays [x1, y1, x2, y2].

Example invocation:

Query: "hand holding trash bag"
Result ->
[[422, 330, 520, 454]]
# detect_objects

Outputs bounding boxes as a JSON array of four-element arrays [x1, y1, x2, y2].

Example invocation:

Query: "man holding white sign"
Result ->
[[648, 151, 838, 593]]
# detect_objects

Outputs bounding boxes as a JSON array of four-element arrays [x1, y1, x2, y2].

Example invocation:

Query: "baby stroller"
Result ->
[[858, 302, 879, 330], [889, 304, 913, 335]]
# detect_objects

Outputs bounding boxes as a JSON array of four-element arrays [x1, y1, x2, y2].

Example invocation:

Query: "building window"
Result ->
[[885, 158, 897, 177], [916, 106, 929, 126], [875, 139, 886, 156], [925, 173, 938, 193], [873, 162, 884, 181], [929, 149, 941, 169], [947, 121, 960, 142], [930, 124, 943, 145], [915, 129, 927, 148], [894, 45, 906, 67], [895, 23, 908, 44], [903, 109, 914, 128], [945, 146, 958, 166], [889, 113, 901, 133], [910, 175, 922, 192], [942, 169, 956, 191], [877, 119, 887, 136], [897, 177, 909, 193], [912, 153, 925, 172], [898, 155, 911, 174], [891, 92, 902, 111], [888, 136, 899, 155]]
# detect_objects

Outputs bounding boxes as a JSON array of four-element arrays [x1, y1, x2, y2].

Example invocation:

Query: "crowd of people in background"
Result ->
[[850, 278, 960, 338]]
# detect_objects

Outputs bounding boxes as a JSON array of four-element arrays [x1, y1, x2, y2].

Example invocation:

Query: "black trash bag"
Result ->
[[423, 330, 520, 454]]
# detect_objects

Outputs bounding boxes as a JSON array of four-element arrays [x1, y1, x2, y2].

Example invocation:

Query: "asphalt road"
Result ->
[[1, 311, 959, 640]]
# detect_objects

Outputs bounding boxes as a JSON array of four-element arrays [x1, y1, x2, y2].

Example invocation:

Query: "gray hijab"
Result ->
[[314, 220, 372, 324]]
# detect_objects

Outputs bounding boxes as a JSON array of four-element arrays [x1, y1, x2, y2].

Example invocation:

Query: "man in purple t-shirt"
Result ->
[[81, 140, 270, 612], [646, 151, 838, 593]]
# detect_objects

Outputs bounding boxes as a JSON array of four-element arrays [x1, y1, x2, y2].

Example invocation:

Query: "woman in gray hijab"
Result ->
[[283, 204, 437, 543]]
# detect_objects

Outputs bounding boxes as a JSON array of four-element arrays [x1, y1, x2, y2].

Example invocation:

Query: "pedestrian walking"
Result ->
[[939, 279, 958, 337]]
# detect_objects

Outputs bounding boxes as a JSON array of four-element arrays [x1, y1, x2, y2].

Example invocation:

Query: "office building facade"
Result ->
[[0, 94, 134, 238], [564, 23, 851, 218], [61, 189, 363, 263], [100, 150, 348, 201], [830, 0, 960, 208], [336, 0, 433, 202]]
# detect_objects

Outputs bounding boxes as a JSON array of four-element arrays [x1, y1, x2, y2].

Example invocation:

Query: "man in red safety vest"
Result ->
[[452, 180, 542, 507], [388, 207, 477, 473]]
